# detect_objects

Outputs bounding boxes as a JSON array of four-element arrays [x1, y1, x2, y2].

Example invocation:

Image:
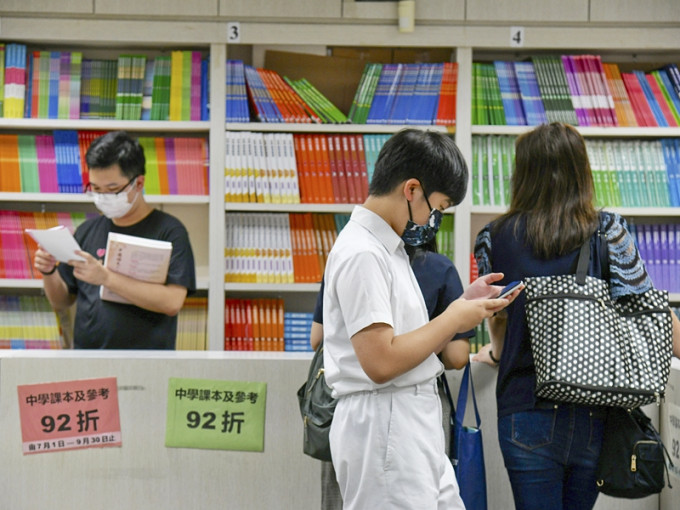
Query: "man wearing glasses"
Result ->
[[34, 131, 196, 349]]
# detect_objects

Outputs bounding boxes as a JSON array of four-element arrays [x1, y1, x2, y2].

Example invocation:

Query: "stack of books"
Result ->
[[471, 135, 679, 208], [630, 223, 679, 293], [473, 55, 680, 127], [137, 136, 209, 195], [229, 61, 343, 123], [0, 131, 209, 195], [283, 312, 314, 352], [224, 212, 346, 284], [0, 42, 209, 121], [0, 211, 93, 279], [0, 295, 63, 349], [224, 298, 285, 351], [26, 51, 83, 120], [355, 62, 457, 126], [224, 132, 392, 204], [175, 296, 208, 351]]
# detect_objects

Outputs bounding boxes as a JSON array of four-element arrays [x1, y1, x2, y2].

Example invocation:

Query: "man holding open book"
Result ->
[[33, 131, 196, 349]]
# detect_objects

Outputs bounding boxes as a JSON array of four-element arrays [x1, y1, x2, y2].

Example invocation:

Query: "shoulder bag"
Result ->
[[525, 235, 673, 408], [596, 406, 674, 498], [296, 341, 336, 461], [442, 364, 488, 510]]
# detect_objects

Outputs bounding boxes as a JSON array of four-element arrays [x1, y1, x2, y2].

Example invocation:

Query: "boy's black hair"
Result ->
[[368, 129, 468, 206], [85, 131, 146, 178]]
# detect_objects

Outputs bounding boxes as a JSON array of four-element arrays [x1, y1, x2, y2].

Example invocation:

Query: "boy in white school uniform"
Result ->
[[323, 129, 517, 509]]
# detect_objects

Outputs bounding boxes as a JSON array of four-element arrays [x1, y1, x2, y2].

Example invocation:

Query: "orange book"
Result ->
[[258, 68, 294, 123], [262, 299, 273, 351], [293, 134, 311, 203], [243, 299, 254, 351], [0, 135, 22, 192], [263, 69, 310, 123], [289, 213, 304, 282], [325, 135, 343, 203], [602, 63, 637, 127], [313, 135, 334, 204], [303, 134, 322, 204], [347, 135, 365, 203], [311, 213, 328, 271], [251, 299, 262, 351], [275, 298, 285, 351], [331, 135, 350, 203], [154, 137, 170, 194], [304, 213, 323, 282]]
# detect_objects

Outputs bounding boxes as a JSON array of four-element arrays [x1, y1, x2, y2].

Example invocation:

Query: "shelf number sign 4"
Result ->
[[227, 22, 241, 43], [510, 26, 525, 48]]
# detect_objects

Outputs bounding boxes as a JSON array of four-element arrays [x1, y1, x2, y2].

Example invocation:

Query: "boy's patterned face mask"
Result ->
[[401, 191, 442, 247]]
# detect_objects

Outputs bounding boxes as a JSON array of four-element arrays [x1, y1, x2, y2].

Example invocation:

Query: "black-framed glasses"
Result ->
[[84, 176, 137, 196]]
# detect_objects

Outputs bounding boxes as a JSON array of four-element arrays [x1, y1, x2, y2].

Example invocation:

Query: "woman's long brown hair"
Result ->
[[494, 123, 598, 259]]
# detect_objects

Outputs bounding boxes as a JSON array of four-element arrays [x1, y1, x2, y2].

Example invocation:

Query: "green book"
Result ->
[[358, 63, 382, 124], [602, 142, 621, 207], [490, 135, 502, 205], [18, 135, 40, 193], [138, 137, 160, 194], [486, 65, 506, 126], [471, 136, 481, 205], [650, 140, 671, 207]]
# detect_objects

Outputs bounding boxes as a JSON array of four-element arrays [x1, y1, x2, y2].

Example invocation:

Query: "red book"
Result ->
[[353, 134, 370, 201], [340, 135, 358, 203], [293, 135, 311, 203], [243, 299, 254, 351], [324, 135, 343, 203], [331, 135, 350, 203], [435, 62, 457, 126], [312, 135, 334, 204], [621, 72, 657, 127], [303, 134, 322, 203]]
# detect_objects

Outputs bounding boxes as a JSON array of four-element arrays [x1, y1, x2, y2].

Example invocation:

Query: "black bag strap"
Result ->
[[575, 220, 610, 286], [440, 373, 455, 418]]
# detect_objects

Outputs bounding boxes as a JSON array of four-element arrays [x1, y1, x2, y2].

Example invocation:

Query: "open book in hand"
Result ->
[[100, 232, 173, 304], [25, 225, 86, 263]]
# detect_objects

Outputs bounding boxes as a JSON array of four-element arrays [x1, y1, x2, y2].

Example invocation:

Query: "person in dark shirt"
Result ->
[[34, 131, 196, 349]]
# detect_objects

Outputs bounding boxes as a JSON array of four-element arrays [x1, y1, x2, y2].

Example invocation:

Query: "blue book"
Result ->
[[661, 139, 680, 207], [226, 59, 249, 122], [407, 63, 442, 125], [494, 61, 526, 126], [48, 52, 60, 119], [366, 64, 403, 125], [24, 51, 33, 118], [388, 63, 420, 124], [244, 65, 282, 122], [634, 70, 667, 127], [656, 69, 680, 121], [52, 131, 69, 193], [200, 57, 209, 121], [514, 61, 547, 125]]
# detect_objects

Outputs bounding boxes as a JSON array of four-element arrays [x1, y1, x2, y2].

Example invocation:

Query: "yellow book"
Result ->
[[169, 50, 183, 121]]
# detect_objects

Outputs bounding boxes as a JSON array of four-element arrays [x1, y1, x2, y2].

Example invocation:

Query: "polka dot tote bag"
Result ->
[[525, 241, 673, 408]]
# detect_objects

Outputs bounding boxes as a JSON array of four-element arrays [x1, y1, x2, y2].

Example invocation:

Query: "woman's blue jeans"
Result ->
[[497, 404, 606, 510]]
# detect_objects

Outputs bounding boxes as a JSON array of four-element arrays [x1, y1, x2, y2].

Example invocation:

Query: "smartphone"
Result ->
[[498, 280, 523, 299]]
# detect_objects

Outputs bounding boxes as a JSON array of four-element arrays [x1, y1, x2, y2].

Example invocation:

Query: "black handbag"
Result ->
[[296, 341, 336, 461], [596, 407, 673, 498], [525, 236, 673, 408]]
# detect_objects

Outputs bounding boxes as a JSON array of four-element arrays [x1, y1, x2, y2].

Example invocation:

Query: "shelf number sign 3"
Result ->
[[510, 26, 525, 47], [227, 22, 241, 43]]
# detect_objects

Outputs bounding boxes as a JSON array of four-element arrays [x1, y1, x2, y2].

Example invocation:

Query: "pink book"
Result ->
[[191, 52, 201, 121], [174, 137, 190, 195], [591, 55, 618, 127], [164, 138, 179, 194], [572, 56, 598, 126], [36, 135, 59, 193], [58, 53, 71, 120], [561, 55, 588, 126]]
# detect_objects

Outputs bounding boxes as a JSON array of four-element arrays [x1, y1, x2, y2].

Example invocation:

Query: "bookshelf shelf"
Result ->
[[471, 125, 680, 138], [225, 283, 321, 293], [225, 202, 355, 213], [226, 122, 452, 134], [0, 192, 209, 205], [0, 118, 210, 132], [470, 205, 680, 217]]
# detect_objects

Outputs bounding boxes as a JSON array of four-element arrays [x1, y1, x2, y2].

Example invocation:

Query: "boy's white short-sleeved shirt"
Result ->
[[323, 206, 444, 397]]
